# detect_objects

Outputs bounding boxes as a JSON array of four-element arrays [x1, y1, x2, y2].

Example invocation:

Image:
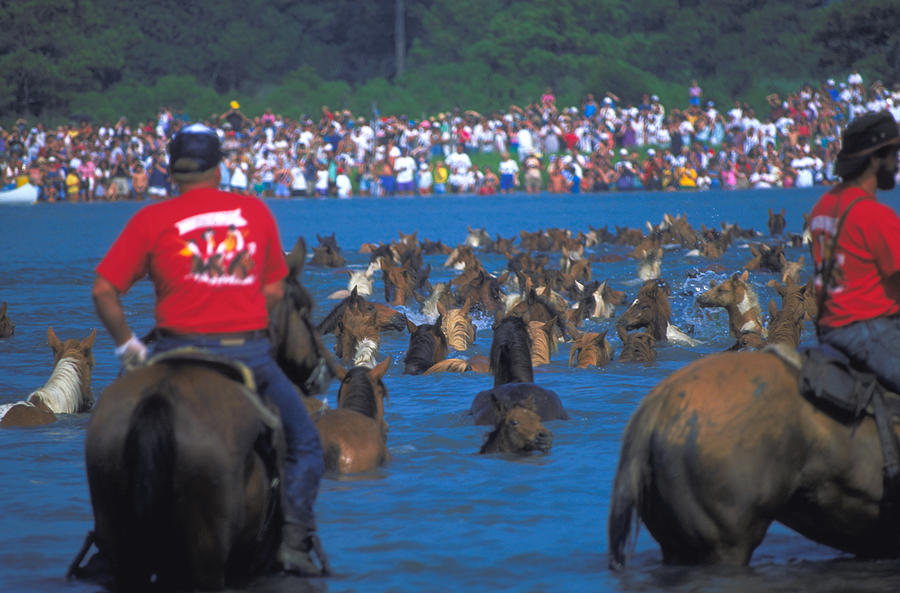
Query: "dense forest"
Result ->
[[1, 0, 897, 124]]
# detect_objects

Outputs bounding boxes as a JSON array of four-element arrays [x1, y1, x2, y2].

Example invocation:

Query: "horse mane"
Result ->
[[28, 357, 90, 414], [352, 338, 379, 369], [337, 367, 381, 419], [639, 280, 671, 342], [490, 316, 534, 387]]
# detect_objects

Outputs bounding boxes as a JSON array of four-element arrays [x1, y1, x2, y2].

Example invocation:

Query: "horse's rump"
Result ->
[[609, 350, 897, 569], [470, 383, 569, 425], [84, 363, 283, 590]]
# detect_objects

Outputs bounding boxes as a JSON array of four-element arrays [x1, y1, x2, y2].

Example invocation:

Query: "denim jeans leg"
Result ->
[[821, 317, 900, 394]]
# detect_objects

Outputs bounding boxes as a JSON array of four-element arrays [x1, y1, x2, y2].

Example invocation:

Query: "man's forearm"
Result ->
[[91, 275, 133, 346]]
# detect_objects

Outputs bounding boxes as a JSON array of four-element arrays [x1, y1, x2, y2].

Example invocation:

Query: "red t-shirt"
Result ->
[[96, 187, 288, 333], [810, 185, 900, 328]]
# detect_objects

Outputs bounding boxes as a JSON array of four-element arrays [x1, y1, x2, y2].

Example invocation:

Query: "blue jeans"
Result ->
[[820, 316, 900, 394], [153, 335, 323, 526]]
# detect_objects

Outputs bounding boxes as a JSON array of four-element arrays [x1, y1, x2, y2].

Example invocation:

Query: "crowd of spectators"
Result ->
[[1, 70, 898, 202]]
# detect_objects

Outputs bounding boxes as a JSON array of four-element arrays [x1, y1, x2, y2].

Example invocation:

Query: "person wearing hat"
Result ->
[[809, 110, 900, 392], [91, 123, 328, 576]]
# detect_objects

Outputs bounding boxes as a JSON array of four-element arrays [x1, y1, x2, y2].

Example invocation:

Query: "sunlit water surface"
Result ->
[[3, 187, 900, 592]]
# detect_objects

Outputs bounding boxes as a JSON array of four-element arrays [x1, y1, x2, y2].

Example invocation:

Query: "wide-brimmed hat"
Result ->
[[168, 123, 222, 175], [835, 111, 900, 177]]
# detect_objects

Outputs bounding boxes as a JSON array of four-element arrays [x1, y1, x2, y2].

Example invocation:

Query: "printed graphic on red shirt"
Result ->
[[174, 208, 257, 285]]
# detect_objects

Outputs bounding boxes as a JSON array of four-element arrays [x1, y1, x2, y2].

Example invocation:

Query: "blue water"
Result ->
[[3, 187, 900, 593]]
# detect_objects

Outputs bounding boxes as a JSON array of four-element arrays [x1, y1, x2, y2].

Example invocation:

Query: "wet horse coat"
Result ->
[[82, 357, 285, 590], [315, 357, 390, 474], [609, 348, 900, 568], [469, 316, 568, 425]]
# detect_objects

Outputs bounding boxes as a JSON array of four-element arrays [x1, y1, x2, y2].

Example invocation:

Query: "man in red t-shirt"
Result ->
[[809, 110, 900, 391], [91, 123, 327, 576]]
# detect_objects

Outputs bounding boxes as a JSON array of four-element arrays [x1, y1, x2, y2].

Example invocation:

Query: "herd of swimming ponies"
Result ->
[[0, 206, 811, 462]]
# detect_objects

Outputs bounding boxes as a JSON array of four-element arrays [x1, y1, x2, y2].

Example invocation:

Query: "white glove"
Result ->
[[115, 334, 148, 370]]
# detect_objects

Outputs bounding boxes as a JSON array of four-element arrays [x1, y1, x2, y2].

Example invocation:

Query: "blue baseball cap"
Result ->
[[168, 123, 222, 174]]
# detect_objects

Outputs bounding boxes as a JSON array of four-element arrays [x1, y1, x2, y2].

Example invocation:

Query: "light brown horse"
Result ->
[[1, 327, 96, 428], [479, 394, 552, 455], [438, 298, 476, 352], [609, 347, 900, 568], [314, 357, 390, 474], [568, 330, 613, 368], [526, 318, 557, 367], [0, 301, 14, 338], [80, 354, 287, 590], [695, 270, 767, 340]]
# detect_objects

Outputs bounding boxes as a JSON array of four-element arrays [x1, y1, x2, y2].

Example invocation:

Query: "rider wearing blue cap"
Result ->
[[91, 123, 328, 577]]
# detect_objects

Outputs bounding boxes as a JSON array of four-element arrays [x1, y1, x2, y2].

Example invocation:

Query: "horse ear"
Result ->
[[521, 394, 538, 412], [47, 326, 62, 351], [768, 298, 778, 318], [568, 344, 579, 367], [370, 356, 391, 381], [406, 317, 418, 334], [490, 392, 509, 418], [82, 328, 97, 349], [0, 302, 6, 316], [740, 270, 749, 282], [437, 300, 448, 317]]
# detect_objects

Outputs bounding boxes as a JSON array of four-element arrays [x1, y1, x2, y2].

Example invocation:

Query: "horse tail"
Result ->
[[122, 385, 178, 578], [608, 394, 660, 571]]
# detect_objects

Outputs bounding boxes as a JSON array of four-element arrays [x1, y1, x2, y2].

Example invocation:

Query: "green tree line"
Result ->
[[1, 0, 897, 125]]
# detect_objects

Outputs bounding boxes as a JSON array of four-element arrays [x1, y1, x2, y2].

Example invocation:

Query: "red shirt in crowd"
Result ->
[[810, 185, 900, 328], [96, 187, 288, 333]]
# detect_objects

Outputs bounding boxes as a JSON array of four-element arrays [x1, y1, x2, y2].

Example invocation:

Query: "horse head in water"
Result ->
[[403, 316, 448, 375], [310, 233, 346, 268], [568, 329, 613, 368], [479, 394, 552, 455], [315, 357, 391, 473], [608, 348, 900, 569], [468, 315, 569, 426]]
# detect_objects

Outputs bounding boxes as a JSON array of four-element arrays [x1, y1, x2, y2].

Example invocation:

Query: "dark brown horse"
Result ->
[[79, 353, 287, 590], [269, 237, 338, 402], [469, 316, 568, 425], [402, 316, 448, 375], [309, 232, 346, 267], [609, 347, 900, 568], [315, 357, 390, 474], [479, 394, 552, 455], [0, 301, 14, 338], [616, 279, 699, 347], [1, 327, 96, 427], [618, 331, 657, 363]]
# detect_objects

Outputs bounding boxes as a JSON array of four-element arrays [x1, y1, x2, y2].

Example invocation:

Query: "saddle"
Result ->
[[796, 344, 900, 521], [147, 347, 281, 431]]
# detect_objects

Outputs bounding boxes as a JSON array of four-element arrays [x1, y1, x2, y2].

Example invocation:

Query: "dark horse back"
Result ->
[[470, 383, 569, 425]]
